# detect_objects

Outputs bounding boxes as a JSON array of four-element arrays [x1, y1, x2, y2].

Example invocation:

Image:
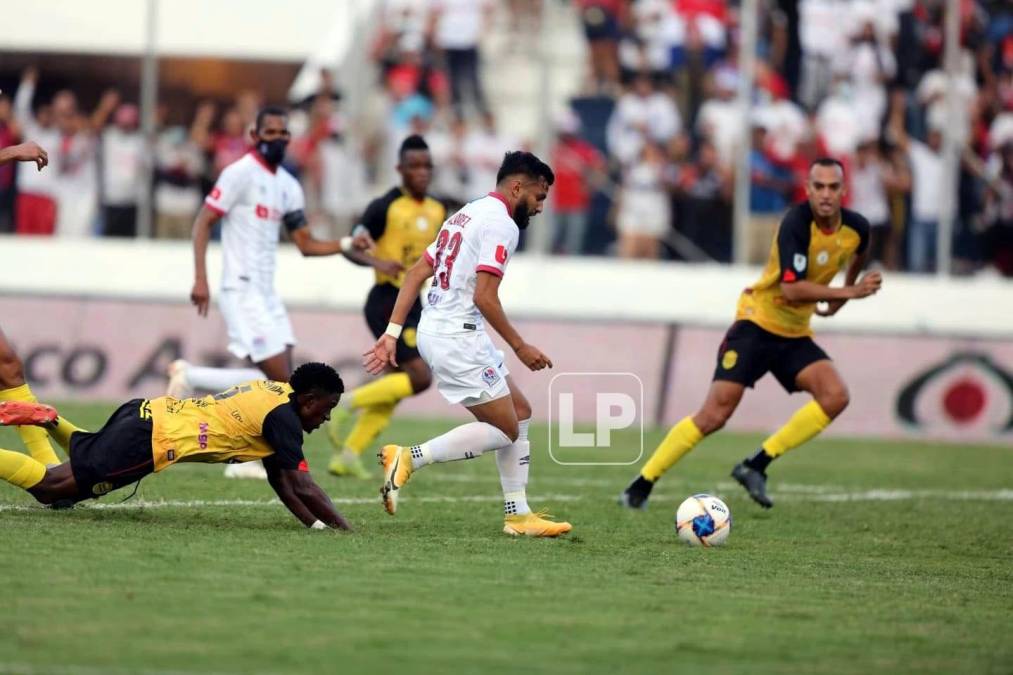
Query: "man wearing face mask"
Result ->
[[363, 151, 572, 538], [168, 106, 371, 480]]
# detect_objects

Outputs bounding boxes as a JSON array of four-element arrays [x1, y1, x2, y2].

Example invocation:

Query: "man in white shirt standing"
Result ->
[[100, 99, 145, 237], [168, 106, 370, 478], [364, 151, 572, 537], [430, 0, 493, 120]]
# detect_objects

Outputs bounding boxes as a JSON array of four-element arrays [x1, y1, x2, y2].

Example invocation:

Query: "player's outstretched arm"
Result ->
[[474, 272, 552, 371], [265, 461, 351, 530], [0, 141, 48, 170], [364, 256, 434, 374], [190, 205, 223, 317], [290, 226, 374, 258]]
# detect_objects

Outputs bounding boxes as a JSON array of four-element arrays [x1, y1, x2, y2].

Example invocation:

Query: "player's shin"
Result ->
[[0, 448, 46, 490], [746, 400, 832, 471], [47, 416, 83, 453], [410, 422, 512, 470], [348, 372, 413, 409], [640, 416, 704, 482], [496, 418, 531, 516], [344, 403, 396, 456], [0, 384, 60, 465]]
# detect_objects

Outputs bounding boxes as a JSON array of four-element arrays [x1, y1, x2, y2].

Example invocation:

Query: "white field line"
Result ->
[[0, 664, 260, 675], [1, 489, 1011, 514]]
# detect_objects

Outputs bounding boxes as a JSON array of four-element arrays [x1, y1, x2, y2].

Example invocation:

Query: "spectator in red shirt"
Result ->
[[211, 108, 249, 179], [550, 109, 605, 255], [0, 95, 19, 233]]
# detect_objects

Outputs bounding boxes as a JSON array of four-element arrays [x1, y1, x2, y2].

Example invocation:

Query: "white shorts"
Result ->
[[418, 330, 511, 407], [218, 288, 295, 363]]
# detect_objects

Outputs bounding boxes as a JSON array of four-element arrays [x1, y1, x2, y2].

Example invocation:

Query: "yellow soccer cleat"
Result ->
[[328, 448, 372, 480], [503, 512, 573, 538], [378, 444, 412, 516]]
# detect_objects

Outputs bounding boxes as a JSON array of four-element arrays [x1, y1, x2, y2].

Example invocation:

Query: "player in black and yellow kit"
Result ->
[[0, 362, 352, 530], [621, 158, 883, 510], [327, 135, 445, 479]]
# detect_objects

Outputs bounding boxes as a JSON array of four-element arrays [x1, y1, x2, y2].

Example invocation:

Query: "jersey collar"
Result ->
[[248, 150, 277, 175], [487, 191, 513, 217]]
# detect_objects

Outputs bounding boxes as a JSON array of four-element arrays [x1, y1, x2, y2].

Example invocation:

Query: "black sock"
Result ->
[[744, 448, 773, 473], [629, 474, 654, 495]]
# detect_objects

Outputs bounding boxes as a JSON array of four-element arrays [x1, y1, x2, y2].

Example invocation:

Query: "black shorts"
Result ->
[[713, 321, 830, 393], [69, 399, 155, 500], [364, 283, 423, 364]]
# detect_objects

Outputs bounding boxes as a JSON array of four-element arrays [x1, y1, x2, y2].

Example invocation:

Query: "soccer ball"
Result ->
[[675, 494, 732, 546]]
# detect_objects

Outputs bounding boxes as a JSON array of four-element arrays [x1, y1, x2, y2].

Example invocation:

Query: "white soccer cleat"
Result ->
[[166, 359, 194, 399], [223, 460, 268, 480]]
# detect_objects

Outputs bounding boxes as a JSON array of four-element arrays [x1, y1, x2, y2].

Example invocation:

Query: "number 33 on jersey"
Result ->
[[419, 192, 520, 335]]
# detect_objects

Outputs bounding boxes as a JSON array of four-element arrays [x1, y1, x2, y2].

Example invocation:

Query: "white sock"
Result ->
[[497, 418, 531, 516], [409, 422, 512, 470], [185, 366, 265, 392]]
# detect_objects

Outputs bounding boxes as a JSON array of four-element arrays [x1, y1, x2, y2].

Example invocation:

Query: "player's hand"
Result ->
[[373, 259, 404, 277], [351, 230, 375, 253], [364, 335, 397, 374], [10, 142, 48, 171], [191, 278, 210, 317], [849, 271, 883, 299], [815, 299, 846, 317], [515, 343, 553, 371]]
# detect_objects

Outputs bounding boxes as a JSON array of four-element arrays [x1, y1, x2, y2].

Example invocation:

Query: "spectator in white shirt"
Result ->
[[12, 68, 61, 235], [99, 95, 146, 237], [606, 73, 681, 166], [429, 0, 492, 120], [695, 66, 741, 169], [52, 90, 100, 238], [845, 17, 896, 141], [462, 112, 517, 201]]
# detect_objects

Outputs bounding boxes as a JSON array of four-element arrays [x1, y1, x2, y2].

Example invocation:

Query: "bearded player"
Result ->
[[364, 151, 571, 537], [0, 363, 352, 530], [622, 158, 883, 509], [327, 135, 443, 479]]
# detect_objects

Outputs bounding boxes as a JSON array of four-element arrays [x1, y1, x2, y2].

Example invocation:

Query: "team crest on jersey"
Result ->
[[416, 216, 429, 231], [816, 250, 829, 265], [482, 366, 501, 387], [722, 350, 738, 370], [793, 253, 807, 272]]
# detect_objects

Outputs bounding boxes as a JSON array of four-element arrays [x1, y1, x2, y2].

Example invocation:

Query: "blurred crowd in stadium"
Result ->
[[0, 0, 1010, 275]]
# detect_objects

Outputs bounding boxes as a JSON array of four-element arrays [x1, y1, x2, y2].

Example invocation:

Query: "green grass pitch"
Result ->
[[1, 401, 1011, 675]]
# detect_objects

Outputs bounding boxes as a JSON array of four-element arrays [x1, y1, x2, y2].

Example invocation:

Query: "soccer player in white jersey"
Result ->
[[168, 106, 370, 479], [364, 151, 571, 537]]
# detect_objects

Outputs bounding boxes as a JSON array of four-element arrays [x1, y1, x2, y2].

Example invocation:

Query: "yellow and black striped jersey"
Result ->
[[736, 203, 870, 338]]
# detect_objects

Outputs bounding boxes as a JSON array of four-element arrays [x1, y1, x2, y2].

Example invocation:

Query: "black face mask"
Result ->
[[257, 137, 288, 166], [513, 201, 531, 230]]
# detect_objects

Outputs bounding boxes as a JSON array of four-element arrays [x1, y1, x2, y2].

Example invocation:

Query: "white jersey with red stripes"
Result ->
[[419, 192, 520, 336], [204, 151, 305, 293]]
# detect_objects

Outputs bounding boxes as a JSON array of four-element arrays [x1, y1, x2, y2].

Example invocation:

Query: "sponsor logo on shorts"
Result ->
[[92, 482, 113, 496], [481, 366, 500, 387], [722, 350, 738, 370], [427, 291, 441, 306]]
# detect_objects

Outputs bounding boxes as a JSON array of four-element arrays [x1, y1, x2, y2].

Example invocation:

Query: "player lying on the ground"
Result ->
[[0, 362, 352, 530], [621, 158, 883, 510], [364, 151, 571, 538]]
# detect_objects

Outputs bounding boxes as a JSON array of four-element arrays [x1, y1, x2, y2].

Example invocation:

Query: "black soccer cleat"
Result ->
[[619, 475, 655, 510], [731, 462, 773, 509]]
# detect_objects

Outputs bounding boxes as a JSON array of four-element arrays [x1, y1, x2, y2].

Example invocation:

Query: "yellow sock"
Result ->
[[0, 448, 46, 489], [48, 416, 84, 453], [761, 400, 832, 458], [0, 384, 60, 465], [349, 373, 414, 409], [641, 416, 704, 482], [344, 403, 396, 456]]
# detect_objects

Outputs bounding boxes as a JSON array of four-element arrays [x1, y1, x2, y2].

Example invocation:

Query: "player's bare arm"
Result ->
[[473, 271, 552, 371], [364, 256, 434, 374], [781, 270, 881, 305], [0, 141, 48, 170], [266, 463, 351, 530], [340, 245, 403, 278], [815, 252, 874, 317], [190, 205, 223, 317], [289, 227, 373, 258]]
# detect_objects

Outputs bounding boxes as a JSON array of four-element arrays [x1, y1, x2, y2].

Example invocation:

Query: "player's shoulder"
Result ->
[[277, 166, 302, 191], [369, 186, 404, 212], [423, 194, 446, 215], [218, 153, 256, 180], [779, 201, 813, 233], [840, 206, 870, 236]]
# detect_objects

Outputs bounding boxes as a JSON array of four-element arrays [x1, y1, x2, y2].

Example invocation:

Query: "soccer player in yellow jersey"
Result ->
[[621, 158, 883, 509], [0, 363, 352, 530], [0, 140, 63, 468], [327, 135, 444, 479]]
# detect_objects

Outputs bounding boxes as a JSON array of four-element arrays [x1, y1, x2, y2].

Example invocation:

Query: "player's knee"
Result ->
[[513, 398, 532, 422], [496, 419, 519, 444], [0, 350, 25, 389], [408, 369, 432, 393], [818, 385, 850, 418]]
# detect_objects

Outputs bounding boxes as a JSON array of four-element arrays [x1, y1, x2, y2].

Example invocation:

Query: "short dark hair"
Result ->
[[496, 151, 555, 186], [809, 157, 845, 175], [399, 134, 430, 160], [255, 105, 288, 132], [290, 362, 344, 396]]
